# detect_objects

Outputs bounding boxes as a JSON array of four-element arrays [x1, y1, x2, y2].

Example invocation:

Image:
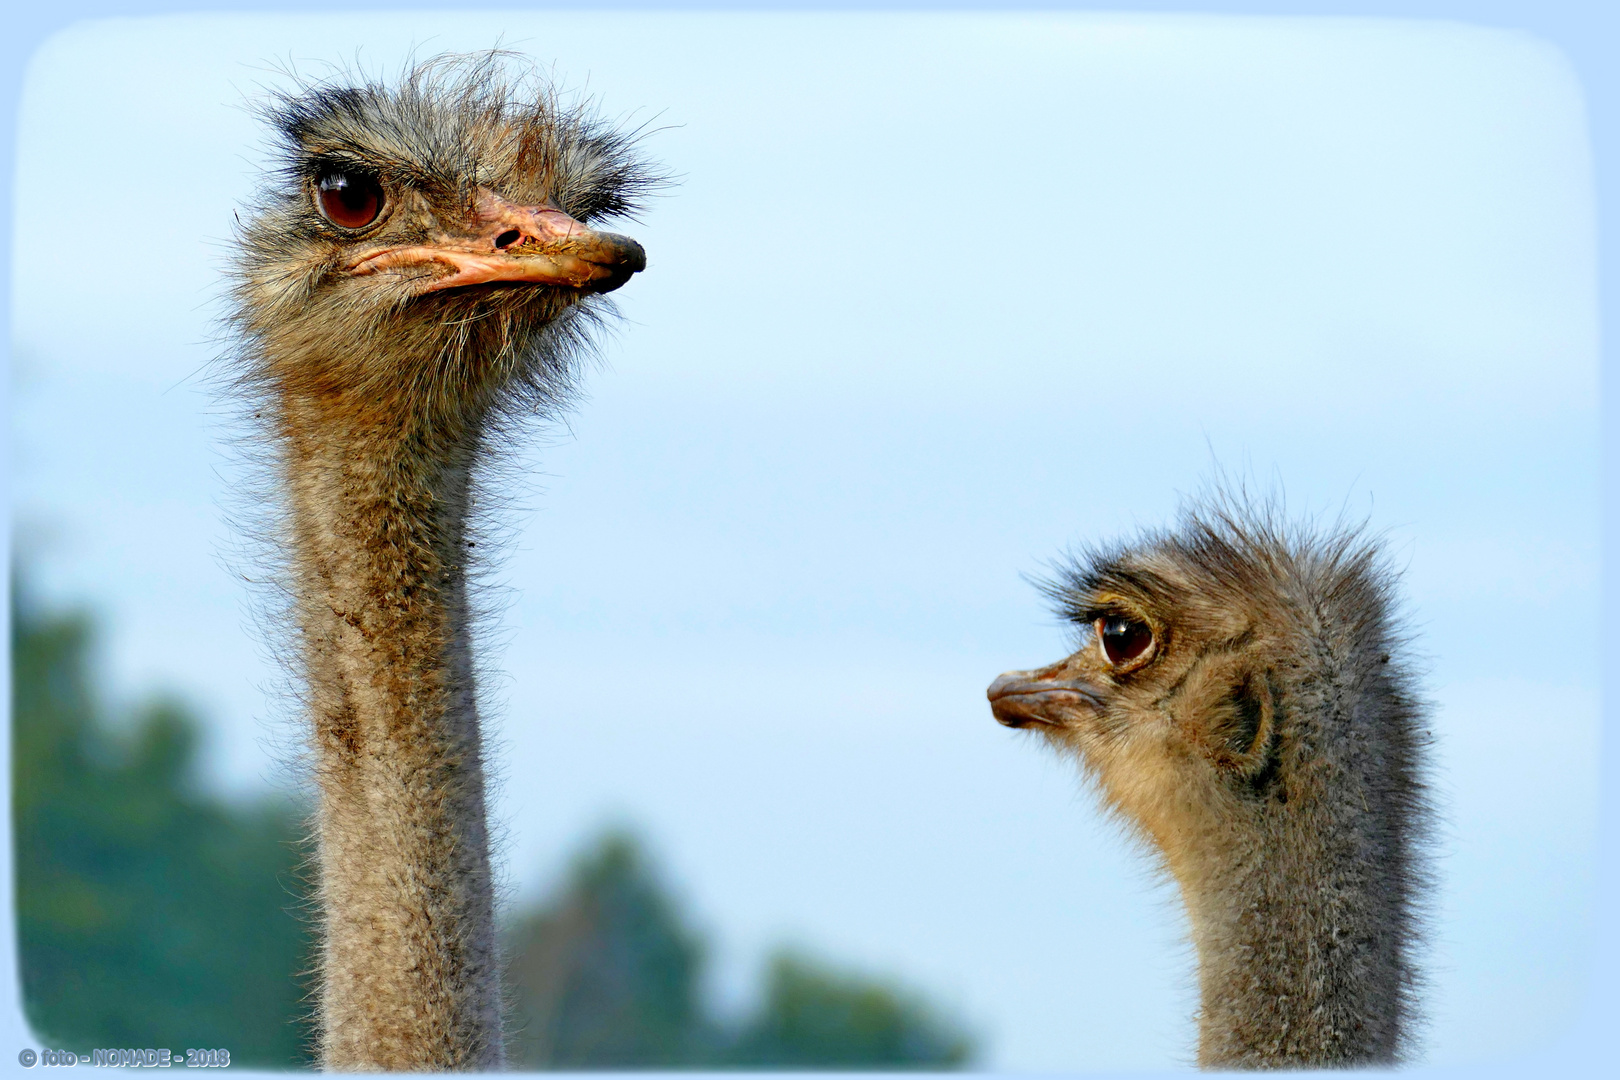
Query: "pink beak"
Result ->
[[347, 189, 646, 295]]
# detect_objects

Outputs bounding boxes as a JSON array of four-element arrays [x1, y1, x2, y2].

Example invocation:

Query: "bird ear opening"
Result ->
[[1180, 663, 1283, 798], [1215, 672, 1267, 759]]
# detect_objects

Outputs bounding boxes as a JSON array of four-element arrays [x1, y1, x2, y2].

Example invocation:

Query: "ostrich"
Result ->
[[986, 496, 1432, 1069], [227, 56, 656, 1070]]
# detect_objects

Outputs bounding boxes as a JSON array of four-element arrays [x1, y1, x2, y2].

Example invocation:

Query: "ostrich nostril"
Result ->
[[495, 229, 521, 250]]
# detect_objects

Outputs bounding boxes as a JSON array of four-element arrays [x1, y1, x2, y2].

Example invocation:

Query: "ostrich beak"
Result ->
[[347, 191, 646, 295], [987, 667, 1102, 728]]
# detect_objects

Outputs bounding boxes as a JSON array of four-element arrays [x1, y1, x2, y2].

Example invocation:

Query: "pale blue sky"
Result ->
[[9, 11, 1600, 1071]]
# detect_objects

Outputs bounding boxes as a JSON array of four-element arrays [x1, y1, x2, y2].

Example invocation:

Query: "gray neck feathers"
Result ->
[[1184, 583, 1428, 1068], [285, 403, 504, 1070]]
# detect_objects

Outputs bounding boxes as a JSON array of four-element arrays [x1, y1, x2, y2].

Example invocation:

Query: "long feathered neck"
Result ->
[[280, 389, 504, 1070], [1175, 644, 1425, 1069]]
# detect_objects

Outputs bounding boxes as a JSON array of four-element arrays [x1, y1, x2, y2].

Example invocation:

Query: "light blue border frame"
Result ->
[[3, 3, 1611, 1075]]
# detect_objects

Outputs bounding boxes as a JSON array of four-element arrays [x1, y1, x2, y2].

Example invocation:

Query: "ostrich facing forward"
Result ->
[[988, 497, 1432, 1069], [229, 56, 655, 1069]]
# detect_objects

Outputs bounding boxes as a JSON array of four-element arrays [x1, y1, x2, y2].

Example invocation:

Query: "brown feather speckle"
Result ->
[[227, 53, 660, 1071]]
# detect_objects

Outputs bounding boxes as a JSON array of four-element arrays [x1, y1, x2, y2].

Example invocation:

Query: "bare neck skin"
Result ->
[[285, 397, 501, 1070]]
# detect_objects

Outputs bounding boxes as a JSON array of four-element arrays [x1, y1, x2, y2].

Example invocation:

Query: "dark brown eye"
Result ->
[[316, 171, 383, 229], [1097, 615, 1154, 668]]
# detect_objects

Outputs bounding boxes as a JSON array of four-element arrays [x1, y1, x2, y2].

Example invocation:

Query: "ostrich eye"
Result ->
[[1097, 615, 1154, 668], [315, 171, 384, 229]]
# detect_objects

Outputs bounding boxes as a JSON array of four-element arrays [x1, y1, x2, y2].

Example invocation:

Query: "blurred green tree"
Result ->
[[504, 832, 721, 1066], [11, 577, 313, 1066], [504, 832, 975, 1070], [13, 573, 973, 1071], [728, 951, 974, 1068]]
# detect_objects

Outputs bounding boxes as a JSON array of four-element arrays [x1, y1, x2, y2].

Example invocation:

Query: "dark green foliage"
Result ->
[[505, 833, 720, 1066], [728, 952, 974, 1069], [504, 833, 975, 1070], [12, 575, 973, 1071], [11, 581, 314, 1067]]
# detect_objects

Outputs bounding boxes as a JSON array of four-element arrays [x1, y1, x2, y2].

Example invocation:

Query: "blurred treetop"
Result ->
[[12, 571, 974, 1069], [505, 833, 975, 1069], [11, 574, 314, 1065]]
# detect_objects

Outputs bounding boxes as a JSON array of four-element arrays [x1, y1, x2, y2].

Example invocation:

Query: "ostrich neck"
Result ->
[[284, 401, 503, 1070], [1177, 798, 1410, 1069]]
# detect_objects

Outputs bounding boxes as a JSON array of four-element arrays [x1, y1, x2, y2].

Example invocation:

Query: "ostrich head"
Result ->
[[231, 55, 656, 429], [987, 500, 1419, 876], [989, 498, 1431, 1068]]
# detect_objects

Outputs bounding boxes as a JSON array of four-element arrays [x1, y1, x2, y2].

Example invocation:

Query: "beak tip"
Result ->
[[986, 667, 1101, 729], [986, 671, 1024, 701], [610, 236, 647, 275]]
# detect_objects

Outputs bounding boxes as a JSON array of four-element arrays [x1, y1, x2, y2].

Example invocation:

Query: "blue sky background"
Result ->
[[8, 11, 1600, 1070]]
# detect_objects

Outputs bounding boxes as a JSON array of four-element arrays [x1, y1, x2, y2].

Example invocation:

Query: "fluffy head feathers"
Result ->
[[989, 492, 1433, 1066], [230, 53, 661, 433]]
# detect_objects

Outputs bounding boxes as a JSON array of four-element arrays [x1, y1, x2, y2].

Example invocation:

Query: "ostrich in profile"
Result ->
[[987, 497, 1432, 1069], [228, 56, 656, 1070]]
